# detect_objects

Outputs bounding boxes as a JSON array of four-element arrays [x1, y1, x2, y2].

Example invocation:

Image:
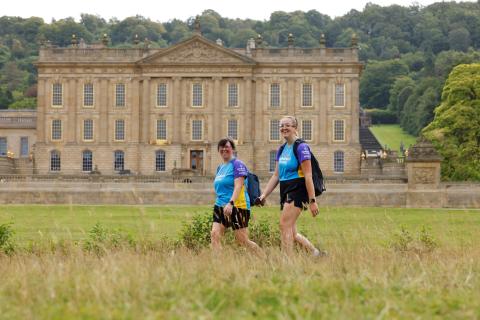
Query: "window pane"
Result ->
[[0, 137, 7, 156], [82, 150, 93, 172], [115, 84, 125, 107], [84, 83, 94, 106], [52, 120, 62, 140], [52, 83, 62, 106], [156, 119, 167, 140], [114, 151, 124, 171], [270, 83, 280, 107], [334, 120, 344, 141], [335, 84, 345, 106], [157, 83, 167, 106], [50, 150, 61, 171], [20, 137, 29, 157], [270, 120, 280, 141], [228, 83, 238, 107], [115, 120, 125, 141], [302, 120, 312, 141], [269, 150, 276, 173], [192, 83, 202, 107], [302, 83, 312, 107], [334, 151, 344, 173], [191, 120, 203, 140], [227, 119, 238, 140], [155, 150, 166, 171], [83, 119, 93, 141]]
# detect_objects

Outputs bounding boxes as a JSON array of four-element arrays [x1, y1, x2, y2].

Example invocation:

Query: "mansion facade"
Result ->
[[28, 33, 363, 176]]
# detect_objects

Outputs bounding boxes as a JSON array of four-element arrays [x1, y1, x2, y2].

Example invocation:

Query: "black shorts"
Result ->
[[280, 178, 309, 210], [213, 205, 251, 230]]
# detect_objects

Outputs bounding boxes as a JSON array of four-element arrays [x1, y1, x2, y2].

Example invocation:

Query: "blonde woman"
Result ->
[[258, 116, 324, 256]]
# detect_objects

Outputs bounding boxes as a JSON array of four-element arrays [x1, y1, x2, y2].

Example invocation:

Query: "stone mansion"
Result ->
[[1, 32, 363, 177]]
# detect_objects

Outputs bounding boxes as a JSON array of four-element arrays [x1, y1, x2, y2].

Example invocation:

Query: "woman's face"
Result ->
[[279, 117, 297, 140], [218, 141, 234, 161]]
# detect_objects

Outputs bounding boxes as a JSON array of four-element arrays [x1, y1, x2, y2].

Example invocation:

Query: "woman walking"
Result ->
[[211, 137, 261, 254], [258, 116, 324, 256]]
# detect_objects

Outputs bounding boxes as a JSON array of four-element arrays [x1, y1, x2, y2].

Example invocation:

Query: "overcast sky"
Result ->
[[2, 0, 477, 22]]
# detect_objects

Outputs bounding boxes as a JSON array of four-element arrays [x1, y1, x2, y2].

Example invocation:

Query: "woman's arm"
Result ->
[[223, 176, 245, 216], [300, 160, 319, 217]]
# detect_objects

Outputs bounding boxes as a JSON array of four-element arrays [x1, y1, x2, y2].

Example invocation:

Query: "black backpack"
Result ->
[[278, 139, 326, 196], [230, 160, 261, 207]]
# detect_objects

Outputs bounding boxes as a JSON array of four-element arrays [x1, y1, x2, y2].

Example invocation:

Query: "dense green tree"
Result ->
[[360, 60, 409, 108], [423, 64, 480, 181]]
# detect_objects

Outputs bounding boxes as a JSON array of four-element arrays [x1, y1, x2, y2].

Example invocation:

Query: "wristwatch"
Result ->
[[309, 198, 316, 204], [229, 200, 235, 206]]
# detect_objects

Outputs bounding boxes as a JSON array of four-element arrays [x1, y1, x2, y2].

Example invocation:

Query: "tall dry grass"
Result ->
[[1, 244, 479, 319]]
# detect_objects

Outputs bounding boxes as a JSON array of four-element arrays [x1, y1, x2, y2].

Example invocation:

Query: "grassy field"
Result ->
[[370, 124, 417, 153], [1, 205, 480, 319]]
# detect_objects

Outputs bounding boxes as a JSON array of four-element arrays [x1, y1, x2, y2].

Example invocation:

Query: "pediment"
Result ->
[[139, 35, 255, 65]]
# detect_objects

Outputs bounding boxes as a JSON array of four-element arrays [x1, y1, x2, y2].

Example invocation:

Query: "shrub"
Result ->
[[0, 223, 15, 255], [366, 108, 398, 124], [389, 225, 438, 254], [83, 222, 136, 255]]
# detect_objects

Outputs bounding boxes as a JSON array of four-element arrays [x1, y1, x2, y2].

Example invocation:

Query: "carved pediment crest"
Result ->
[[139, 35, 255, 65]]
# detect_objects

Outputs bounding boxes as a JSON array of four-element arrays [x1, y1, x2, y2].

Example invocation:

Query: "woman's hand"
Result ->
[[224, 203, 233, 217], [255, 194, 267, 206], [309, 202, 319, 217]]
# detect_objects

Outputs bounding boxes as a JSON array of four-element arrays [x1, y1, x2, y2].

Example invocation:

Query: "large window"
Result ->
[[333, 120, 345, 142], [82, 150, 93, 172], [83, 119, 94, 141], [50, 150, 61, 171], [270, 120, 280, 141], [302, 83, 312, 107], [115, 83, 125, 107], [301, 120, 312, 141], [191, 120, 203, 141], [228, 83, 238, 107], [0, 137, 7, 156], [269, 150, 277, 173], [51, 119, 62, 141], [334, 83, 345, 107], [155, 150, 166, 172], [20, 137, 29, 157], [157, 83, 167, 107], [83, 83, 94, 107], [156, 119, 167, 140], [52, 83, 62, 106], [115, 120, 125, 141], [114, 150, 124, 171], [270, 83, 280, 108], [334, 151, 345, 173], [192, 83, 203, 107], [227, 119, 238, 140]]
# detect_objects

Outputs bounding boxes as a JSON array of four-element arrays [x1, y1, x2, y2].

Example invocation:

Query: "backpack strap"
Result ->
[[292, 138, 306, 169]]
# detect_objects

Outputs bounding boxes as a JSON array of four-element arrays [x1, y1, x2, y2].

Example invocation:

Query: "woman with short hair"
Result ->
[[211, 137, 261, 253], [258, 116, 324, 256]]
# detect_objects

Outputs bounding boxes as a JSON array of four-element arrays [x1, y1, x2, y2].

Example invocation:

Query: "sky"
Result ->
[[2, 0, 477, 22]]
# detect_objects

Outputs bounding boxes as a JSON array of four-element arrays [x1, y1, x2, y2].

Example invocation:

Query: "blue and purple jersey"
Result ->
[[276, 142, 311, 181], [214, 158, 250, 209]]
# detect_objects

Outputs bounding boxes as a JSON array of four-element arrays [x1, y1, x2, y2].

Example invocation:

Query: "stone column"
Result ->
[[36, 78, 46, 142], [243, 77, 253, 143], [406, 138, 443, 207], [172, 77, 182, 144], [287, 78, 295, 116], [130, 78, 140, 143], [67, 78, 77, 143], [350, 78, 360, 144], [140, 77, 150, 143], [99, 79, 109, 143], [213, 77, 222, 142], [319, 79, 328, 143]]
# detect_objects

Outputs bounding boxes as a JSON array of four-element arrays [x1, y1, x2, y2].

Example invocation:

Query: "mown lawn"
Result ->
[[370, 124, 417, 152], [1, 205, 479, 319]]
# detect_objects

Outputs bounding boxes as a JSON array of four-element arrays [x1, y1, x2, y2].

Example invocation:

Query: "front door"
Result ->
[[190, 150, 204, 172]]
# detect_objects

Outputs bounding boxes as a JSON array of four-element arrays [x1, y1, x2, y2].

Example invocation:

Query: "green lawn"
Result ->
[[370, 124, 417, 152], [1, 205, 479, 319]]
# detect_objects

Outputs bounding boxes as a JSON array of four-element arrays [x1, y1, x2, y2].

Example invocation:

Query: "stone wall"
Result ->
[[1, 180, 479, 208]]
